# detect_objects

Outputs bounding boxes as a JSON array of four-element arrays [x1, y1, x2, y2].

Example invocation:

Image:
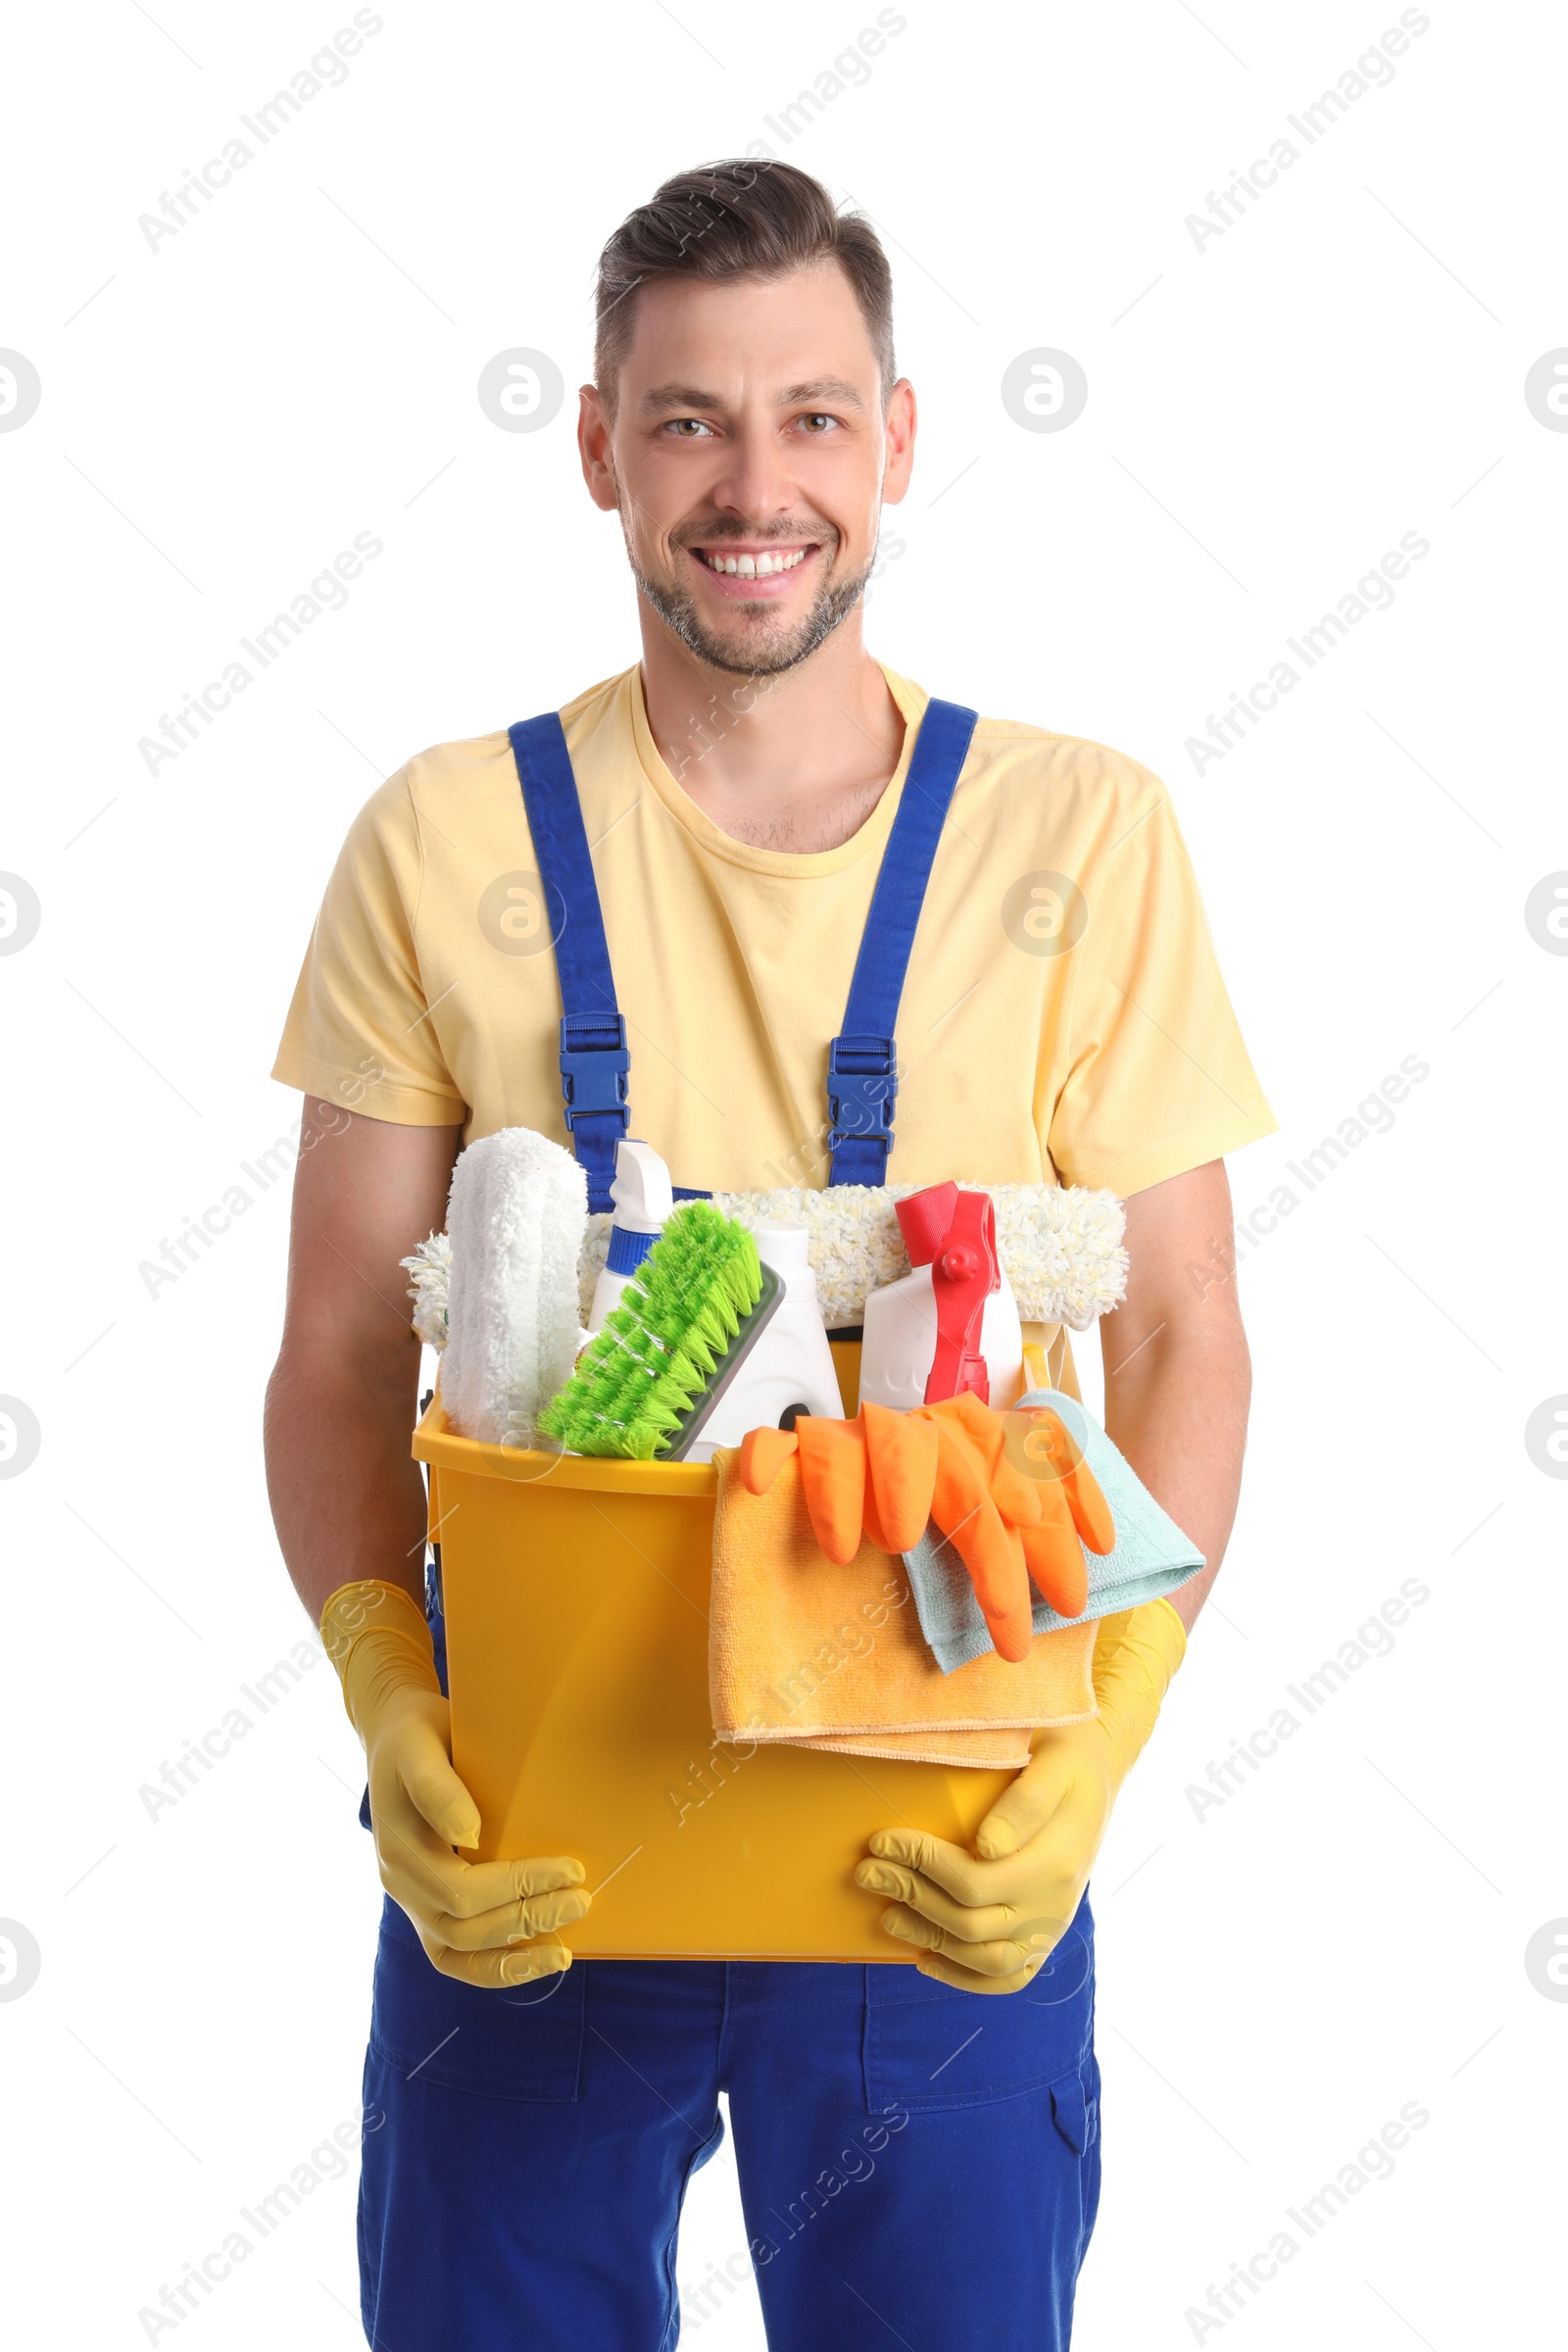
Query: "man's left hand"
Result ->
[[855, 1599, 1188, 1993]]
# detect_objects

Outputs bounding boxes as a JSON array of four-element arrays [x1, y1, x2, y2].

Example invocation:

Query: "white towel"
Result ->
[[440, 1129, 587, 1446]]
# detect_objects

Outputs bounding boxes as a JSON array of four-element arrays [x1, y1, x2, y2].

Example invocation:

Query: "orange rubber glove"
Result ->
[[739, 1396, 1114, 1664], [990, 1396, 1117, 1622], [913, 1396, 1042, 1662], [739, 1404, 938, 1560]]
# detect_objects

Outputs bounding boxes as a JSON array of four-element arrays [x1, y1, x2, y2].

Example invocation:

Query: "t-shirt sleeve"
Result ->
[[1046, 783, 1275, 1195], [270, 768, 468, 1126]]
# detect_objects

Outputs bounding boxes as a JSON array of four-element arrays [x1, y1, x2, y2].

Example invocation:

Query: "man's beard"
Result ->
[[629, 539, 874, 678]]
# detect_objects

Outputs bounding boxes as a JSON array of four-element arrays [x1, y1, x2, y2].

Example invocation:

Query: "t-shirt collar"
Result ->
[[626, 660, 931, 877]]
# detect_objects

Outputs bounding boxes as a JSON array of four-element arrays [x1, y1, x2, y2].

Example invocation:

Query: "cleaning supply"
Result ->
[[537, 1201, 756, 1460], [584, 1139, 843, 1438], [691, 1221, 843, 1452], [848, 1187, 1106, 1658], [581, 1179, 1128, 1335], [585, 1138, 680, 1334], [543, 1199, 843, 1464], [319, 1578, 591, 1985], [739, 1391, 1118, 1667], [413, 694, 1136, 1956], [738, 1390, 1112, 1663], [414, 1391, 1027, 1957], [708, 1447, 1098, 1767], [741, 1401, 936, 1559], [906, 1386, 1206, 1671], [859, 1182, 1024, 1408], [856, 1598, 1188, 1991], [953, 1392, 1119, 1618], [402, 1229, 452, 1348], [441, 1128, 587, 1447], [411, 1178, 1129, 1356], [915, 1394, 1082, 1658]]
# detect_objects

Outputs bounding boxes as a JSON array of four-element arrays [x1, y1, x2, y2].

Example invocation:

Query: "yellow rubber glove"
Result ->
[[321, 1580, 590, 1985], [854, 1598, 1187, 1992]]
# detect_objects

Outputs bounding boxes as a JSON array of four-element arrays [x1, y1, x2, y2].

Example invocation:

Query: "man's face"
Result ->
[[580, 261, 914, 676]]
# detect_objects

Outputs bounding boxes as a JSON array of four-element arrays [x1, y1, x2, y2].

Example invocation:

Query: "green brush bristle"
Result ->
[[538, 1201, 763, 1459]]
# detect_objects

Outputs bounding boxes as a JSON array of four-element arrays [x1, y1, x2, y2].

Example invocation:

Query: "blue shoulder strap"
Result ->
[[509, 695, 978, 1203], [825, 698, 979, 1186], [507, 714, 628, 1213]]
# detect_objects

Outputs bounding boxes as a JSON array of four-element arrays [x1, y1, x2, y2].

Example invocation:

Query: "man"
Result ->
[[267, 161, 1272, 2350]]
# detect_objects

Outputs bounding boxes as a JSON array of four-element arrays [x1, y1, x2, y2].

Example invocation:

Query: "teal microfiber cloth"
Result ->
[[906, 1388, 1205, 1673]]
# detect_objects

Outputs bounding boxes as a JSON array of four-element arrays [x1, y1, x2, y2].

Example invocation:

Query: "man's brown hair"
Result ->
[[593, 160, 895, 411]]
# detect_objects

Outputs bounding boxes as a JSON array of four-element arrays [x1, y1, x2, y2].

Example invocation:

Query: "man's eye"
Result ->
[[799, 413, 838, 432], [665, 418, 712, 438]]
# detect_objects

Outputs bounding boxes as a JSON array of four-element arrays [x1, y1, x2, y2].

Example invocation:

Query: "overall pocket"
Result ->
[[368, 1896, 587, 2102], [862, 1902, 1095, 2117], [1048, 2055, 1100, 2156]]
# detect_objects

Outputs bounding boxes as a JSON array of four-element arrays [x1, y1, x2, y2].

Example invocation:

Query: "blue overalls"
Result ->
[[357, 700, 1101, 2351]]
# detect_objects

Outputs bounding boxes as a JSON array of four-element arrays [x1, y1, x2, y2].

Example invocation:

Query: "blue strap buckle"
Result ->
[[826, 1032, 898, 1150], [560, 1012, 631, 1128]]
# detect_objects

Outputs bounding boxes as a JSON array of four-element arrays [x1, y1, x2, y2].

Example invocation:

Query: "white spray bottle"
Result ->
[[586, 1139, 675, 1335], [858, 1182, 1023, 1410]]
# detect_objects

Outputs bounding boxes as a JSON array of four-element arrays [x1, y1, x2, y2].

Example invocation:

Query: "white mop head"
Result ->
[[409, 1153, 1128, 1371], [402, 1230, 451, 1348], [437, 1129, 588, 1447], [576, 1180, 1127, 1331]]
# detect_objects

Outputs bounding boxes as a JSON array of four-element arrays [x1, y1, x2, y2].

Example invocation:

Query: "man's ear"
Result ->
[[578, 384, 620, 513], [880, 377, 917, 508]]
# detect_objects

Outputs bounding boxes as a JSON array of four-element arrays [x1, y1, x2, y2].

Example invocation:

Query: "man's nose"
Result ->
[[704, 420, 799, 523]]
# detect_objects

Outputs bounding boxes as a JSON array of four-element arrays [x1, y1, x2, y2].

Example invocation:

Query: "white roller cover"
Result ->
[[441, 1127, 588, 1446]]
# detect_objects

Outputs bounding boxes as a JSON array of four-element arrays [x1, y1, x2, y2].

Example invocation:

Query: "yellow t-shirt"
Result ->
[[272, 662, 1274, 1202]]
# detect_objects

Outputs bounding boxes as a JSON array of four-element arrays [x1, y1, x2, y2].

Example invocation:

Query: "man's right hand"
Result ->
[[324, 1580, 590, 1985]]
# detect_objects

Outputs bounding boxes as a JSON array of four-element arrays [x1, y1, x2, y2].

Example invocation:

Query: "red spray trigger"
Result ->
[[895, 1180, 959, 1269], [895, 1184, 1000, 1404]]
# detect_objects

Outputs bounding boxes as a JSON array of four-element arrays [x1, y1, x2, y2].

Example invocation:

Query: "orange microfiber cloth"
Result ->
[[708, 1448, 1098, 1768]]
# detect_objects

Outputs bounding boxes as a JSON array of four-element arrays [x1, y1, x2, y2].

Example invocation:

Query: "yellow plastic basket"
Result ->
[[412, 1345, 1013, 1961]]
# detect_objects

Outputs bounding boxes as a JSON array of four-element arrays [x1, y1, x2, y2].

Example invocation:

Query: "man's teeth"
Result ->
[[699, 547, 809, 577]]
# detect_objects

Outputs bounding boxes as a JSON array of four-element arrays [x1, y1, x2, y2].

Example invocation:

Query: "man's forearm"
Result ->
[[264, 1343, 428, 1626], [1100, 1319, 1250, 1632]]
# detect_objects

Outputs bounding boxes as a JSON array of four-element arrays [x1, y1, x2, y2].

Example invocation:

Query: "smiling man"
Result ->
[[583, 235, 916, 857], [267, 162, 1273, 2351]]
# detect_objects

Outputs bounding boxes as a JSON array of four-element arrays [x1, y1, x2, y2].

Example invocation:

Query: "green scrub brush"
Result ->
[[538, 1200, 783, 1461]]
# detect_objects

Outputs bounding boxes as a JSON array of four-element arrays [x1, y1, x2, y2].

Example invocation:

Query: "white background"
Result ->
[[2, 1, 1564, 2344]]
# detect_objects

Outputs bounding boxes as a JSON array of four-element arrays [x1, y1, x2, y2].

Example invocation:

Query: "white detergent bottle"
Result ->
[[679, 1224, 845, 1462], [858, 1182, 1023, 1410], [586, 1138, 674, 1334], [858, 1262, 939, 1411]]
